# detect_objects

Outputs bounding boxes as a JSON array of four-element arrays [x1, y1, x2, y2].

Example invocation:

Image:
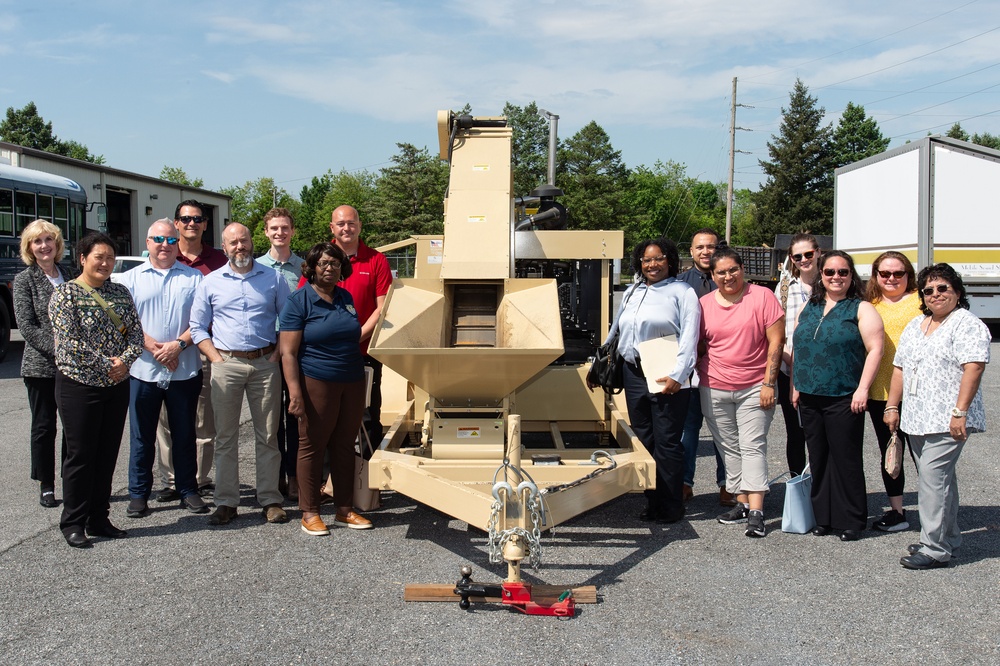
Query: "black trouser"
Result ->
[[24, 376, 64, 490], [777, 371, 807, 476], [276, 361, 300, 479], [867, 399, 910, 498], [623, 361, 688, 521], [56, 373, 129, 536], [362, 355, 383, 459], [799, 393, 867, 532]]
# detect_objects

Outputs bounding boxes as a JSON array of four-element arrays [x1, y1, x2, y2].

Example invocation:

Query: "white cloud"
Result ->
[[202, 70, 236, 84]]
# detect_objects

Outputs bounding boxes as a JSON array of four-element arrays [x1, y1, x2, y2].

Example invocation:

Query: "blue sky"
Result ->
[[3, 1, 998, 196]]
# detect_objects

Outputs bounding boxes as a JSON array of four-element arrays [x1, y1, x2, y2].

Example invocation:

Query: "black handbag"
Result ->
[[587, 335, 625, 394]]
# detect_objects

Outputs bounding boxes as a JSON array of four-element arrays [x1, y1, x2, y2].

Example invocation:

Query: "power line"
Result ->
[[890, 107, 1000, 139], [876, 80, 1000, 123]]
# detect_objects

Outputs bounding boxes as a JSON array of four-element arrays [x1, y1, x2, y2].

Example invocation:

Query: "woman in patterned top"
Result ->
[[865, 252, 922, 533], [790, 251, 884, 542], [886, 264, 990, 570], [49, 232, 144, 549], [13, 220, 75, 508]]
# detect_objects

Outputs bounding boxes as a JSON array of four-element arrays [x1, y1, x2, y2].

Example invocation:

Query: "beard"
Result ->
[[231, 253, 252, 269]]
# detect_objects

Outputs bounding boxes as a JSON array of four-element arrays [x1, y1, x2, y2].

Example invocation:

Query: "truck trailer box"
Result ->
[[834, 136, 1000, 321]]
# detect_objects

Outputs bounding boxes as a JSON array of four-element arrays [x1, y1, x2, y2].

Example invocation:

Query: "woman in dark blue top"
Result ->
[[280, 242, 371, 535], [791, 251, 883, 541]]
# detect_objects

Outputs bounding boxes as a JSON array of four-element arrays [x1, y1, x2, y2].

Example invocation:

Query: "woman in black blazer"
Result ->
[[13, 219, 74, 508]]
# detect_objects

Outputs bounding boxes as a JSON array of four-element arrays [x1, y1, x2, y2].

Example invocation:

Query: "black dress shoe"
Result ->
[[839, 529, 861, 542], [87, 522, 128, 539], [39, 490, 58, 508], [638, 506, 658, 522], [900, 552, 948, 570], [811, 525, 831, 536], [65, 531, 92, 549], [907, 543, 923, 555], [156, 486, 180, 503], [181, 494, 209, 514]]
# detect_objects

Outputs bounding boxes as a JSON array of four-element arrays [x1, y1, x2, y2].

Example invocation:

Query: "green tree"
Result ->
[[622, 161, 723, 251], [970, 131, 1000, 151], [306, 169, 379, 250], [557, 121, 632, 240], [945, 122, 969, 141], [159, 165, 204, 188], [503, 101, 550, 197], [219, 177, 299, 252], [0, 102, 103, 163], [365, 143, 448, 247], [754, 79, 834, 244], [831, 102, 889, 168], [729, 188, 760, 246]]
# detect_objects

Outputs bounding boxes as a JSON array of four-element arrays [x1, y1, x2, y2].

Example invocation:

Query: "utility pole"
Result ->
[[725, 77, 752, 244]]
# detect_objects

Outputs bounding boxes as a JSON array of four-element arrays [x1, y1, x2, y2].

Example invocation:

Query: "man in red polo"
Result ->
[[300, 205, 392, 450]]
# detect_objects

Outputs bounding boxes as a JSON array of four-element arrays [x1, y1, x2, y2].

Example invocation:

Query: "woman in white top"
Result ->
[[885, 263, 990, 570]]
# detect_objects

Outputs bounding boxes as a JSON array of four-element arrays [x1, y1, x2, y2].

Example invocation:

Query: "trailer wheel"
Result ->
[[0, 298, 10, 363]]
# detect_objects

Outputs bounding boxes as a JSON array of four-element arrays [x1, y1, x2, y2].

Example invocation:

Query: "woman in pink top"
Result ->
[[698, 247, 785, 537]]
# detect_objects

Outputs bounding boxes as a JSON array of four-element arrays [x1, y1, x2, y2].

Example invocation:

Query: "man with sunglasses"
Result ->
[[676, 228, 731, 506], [119, 220, 207, 519], [152, 200, 229, 504]]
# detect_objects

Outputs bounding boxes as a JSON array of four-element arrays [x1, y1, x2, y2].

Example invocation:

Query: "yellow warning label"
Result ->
[[467, 215, 486, 223], [472, 164, 490, 171], [457, 427, 481, 439]]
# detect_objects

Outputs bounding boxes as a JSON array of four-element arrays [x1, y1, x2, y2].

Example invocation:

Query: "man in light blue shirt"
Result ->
[[190, 223, 291, 526], [120, 220, 207, 518], [255, 207, 303, 501]]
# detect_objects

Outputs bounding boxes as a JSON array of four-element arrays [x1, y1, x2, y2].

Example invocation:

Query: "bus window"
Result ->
[[16, 191, 35, 232], [37, 193, 53, 223], [54, 197, 69, 238], [0, 189, 12, 234]]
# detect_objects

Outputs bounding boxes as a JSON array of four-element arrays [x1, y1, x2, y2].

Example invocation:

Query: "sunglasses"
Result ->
[[148, 236, 179, 245], [177, 215, 206, 224], [791, 250, 816, 262], [877, 270, 906, 279], [922, 284, 951, 296], [823, 268, 851, 278]]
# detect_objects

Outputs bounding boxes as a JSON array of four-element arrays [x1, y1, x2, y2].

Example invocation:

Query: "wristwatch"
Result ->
[[176, 339, 188, 350], [951, 407, 967, 418]]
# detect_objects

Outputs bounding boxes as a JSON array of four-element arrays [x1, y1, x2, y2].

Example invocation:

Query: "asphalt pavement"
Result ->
[[1, 336, 999, 665]]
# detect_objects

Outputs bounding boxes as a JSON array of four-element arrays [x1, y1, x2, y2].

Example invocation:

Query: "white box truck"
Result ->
[[834, 136, 1000, 321]]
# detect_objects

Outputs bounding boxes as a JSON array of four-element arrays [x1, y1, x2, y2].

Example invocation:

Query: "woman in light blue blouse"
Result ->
[[885, 263, 990, 570], [593, 238, 699, 524]]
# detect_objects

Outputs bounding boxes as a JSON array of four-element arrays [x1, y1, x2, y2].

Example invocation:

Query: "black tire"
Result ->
[[0, 298, 10, 363]]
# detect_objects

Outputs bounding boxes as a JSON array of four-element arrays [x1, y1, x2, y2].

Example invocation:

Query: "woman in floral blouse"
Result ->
[[49, 232, 143, 549], [885, 263, 990, 570]]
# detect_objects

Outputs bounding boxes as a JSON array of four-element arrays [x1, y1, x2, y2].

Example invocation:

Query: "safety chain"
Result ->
[[486, 482, 544, 569]]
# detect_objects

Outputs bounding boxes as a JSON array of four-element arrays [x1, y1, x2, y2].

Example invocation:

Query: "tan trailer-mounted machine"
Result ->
[[368, 111, 654, 615]]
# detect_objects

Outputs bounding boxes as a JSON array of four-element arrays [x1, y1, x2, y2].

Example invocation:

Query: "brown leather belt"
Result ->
[[220, 344, 275, 360]]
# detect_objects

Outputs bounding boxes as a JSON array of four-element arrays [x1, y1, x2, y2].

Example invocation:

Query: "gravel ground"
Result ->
[[2, 336, 999, 665]]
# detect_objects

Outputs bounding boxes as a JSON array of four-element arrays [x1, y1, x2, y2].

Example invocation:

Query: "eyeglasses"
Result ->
[[823, 268, 851, 277], [877, 270, 906, 279], [714, 266, 741, 277], [922, 284, 951, 296], [791, 251, 816, 262], [692, 244, 717, 252], [317, 259, 341, 270], [148, 236, 179, 245], [640, 255, 668, 265], [177, 215, 206, 225]]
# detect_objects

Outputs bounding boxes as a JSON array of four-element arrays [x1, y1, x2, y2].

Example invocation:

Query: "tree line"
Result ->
[[3, 93, 998, 256]]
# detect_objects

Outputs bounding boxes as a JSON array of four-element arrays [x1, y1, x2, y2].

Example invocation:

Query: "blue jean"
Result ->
[[680, 388, 726, 488], [128, 373, 203, 500], [623, 361, 688, 520]]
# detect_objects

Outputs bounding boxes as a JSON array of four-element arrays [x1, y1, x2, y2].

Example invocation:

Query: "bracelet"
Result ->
[[884, 406, 899, 412], [762, 382, 776, 389]]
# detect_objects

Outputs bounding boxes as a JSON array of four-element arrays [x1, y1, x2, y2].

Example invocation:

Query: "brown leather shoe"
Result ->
[[301, 515, 330, 536], [719, 487, 738, 507], [334, 511, 373, 530], [682, 484, 694, 503], [208, 505, 238, 525], [263, 504, 289, 524]]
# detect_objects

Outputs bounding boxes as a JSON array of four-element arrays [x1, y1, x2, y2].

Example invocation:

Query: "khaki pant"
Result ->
[[209, 354, 282, 509], [156, 355, 215, 488]]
